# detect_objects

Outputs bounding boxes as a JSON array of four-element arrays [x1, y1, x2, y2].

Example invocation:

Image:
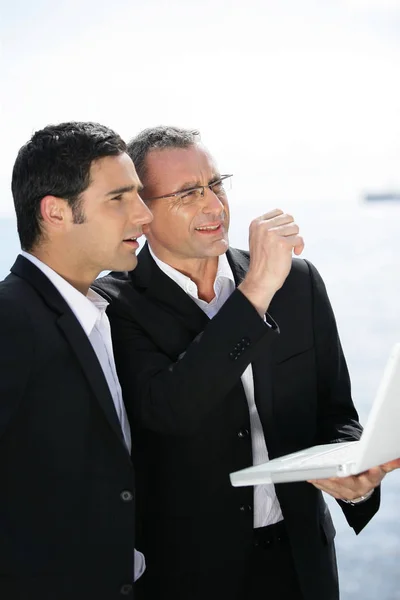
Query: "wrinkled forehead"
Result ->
[[143, 143, 219, 192]]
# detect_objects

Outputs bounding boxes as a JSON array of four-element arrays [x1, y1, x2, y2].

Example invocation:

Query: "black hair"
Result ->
[[12, 121, 127, 250]]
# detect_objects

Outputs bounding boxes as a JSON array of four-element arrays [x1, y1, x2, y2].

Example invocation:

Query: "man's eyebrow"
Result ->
[[173, 174, 221, 193], [174, 181, 201, 192], [106, 184, 143, 196]]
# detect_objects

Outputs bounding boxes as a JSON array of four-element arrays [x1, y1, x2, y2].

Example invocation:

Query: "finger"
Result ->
[[355, 468, 385, 487], [313, 472, 379, 500], [262, 213, 296, 229], [308, 478, 348, 492], [269, 223, 299, 237], [293, 241, 305, 256], [281, 234, 304, 253], [308, 475, 364, 497], [310, 480, 355, 496], [308, 481, 345, 499], [381, 458, 400, 473], [256, 208, 284, 221]]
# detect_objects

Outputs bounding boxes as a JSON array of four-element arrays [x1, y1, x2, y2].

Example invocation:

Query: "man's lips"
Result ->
[[123, 233, 142, 247], [194, 223, 224, 233]]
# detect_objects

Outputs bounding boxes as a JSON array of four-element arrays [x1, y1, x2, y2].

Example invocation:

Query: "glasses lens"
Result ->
[[177, 187, 203, 203], [211, 175, 232, 196], [222, 175, 232, 192]]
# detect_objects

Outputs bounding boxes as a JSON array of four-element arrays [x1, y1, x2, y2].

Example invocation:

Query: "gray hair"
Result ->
[[127, 125, 200, 182]]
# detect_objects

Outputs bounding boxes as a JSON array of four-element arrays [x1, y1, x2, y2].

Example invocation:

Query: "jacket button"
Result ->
[[120, 583, 133, 595], [237, 428, 250, 439], [120, 490, 133, 502]]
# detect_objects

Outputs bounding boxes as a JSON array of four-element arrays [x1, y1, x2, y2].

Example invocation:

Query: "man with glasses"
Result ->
[[94, 126, 394, 600]]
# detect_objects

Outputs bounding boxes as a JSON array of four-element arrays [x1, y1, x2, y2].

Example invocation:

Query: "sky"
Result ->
[[1, 0, 399, 219]]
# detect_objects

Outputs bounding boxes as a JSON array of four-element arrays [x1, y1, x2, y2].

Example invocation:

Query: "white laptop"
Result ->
[[230, 343, 400, 486]]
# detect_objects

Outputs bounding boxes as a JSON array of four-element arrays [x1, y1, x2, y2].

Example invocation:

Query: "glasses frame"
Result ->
[[145, 174, 233, 201]]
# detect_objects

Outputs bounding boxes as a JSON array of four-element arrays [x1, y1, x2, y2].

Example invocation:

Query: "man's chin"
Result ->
[[111, 255, 139, 273], [212, 237, 229, 254], [195, 241, 229, 259]]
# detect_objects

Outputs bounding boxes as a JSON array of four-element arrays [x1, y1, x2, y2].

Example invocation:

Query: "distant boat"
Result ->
[[364, 191, 400, 202]]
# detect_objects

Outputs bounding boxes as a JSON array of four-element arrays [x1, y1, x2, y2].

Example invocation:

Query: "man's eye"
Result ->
[[180, 189, 198, 200], [210, 180, 223, 193], [112, 194, 123, 201]]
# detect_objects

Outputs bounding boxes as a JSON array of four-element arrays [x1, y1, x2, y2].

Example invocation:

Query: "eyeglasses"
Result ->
[[145, 174, 233, 203]]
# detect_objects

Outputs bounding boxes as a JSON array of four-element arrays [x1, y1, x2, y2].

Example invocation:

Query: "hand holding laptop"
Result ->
[[308, 457, 400, 503], [230, 344, 400, 491]]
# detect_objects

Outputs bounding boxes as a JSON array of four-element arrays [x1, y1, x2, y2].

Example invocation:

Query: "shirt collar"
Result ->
[[148, 245, 235, 298], [215, 251, 235, 283], [20, 251, 108, 337]]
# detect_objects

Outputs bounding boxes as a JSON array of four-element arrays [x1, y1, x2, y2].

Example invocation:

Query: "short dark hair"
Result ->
[[12, 121, 127, 250], [127, 126, 200, 183]]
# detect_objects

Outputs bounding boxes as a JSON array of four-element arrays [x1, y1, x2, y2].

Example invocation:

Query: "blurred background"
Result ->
[[1, 0, 400, 597]]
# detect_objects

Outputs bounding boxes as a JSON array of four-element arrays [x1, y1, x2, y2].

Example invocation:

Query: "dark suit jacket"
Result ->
[[0, 256, 136, 600], [94, 245, 380, 600]]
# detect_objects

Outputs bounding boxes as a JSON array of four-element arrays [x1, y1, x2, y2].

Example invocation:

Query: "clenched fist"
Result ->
[[238, 209, 304, 316]]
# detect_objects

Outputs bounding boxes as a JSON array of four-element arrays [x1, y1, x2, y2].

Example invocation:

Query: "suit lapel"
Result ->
[[11, 256, 127, 453], [56, 313, 126, 448], [226, 248, 248, 286], [134, 244, 209, 336]]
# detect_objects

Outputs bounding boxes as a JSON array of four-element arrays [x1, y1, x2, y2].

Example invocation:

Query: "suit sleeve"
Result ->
[[307, 260, 380, 532], [109, 289, 278, 435], [0, 297, 33, 439], [307, 260, 362, 443]]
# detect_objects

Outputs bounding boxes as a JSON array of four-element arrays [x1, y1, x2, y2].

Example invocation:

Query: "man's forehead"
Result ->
[[88, 153, 141, 188], [145, 144, 218, 181]]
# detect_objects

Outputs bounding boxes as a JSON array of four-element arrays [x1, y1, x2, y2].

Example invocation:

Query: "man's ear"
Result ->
[[39, 195, 70, 230]]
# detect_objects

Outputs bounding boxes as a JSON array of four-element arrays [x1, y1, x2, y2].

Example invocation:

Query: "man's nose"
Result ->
[[132, 195, 153, 225], [202, 187, 225, 214]]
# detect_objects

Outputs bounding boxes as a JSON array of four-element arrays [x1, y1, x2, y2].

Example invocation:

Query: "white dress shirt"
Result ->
[[149, 246, 283, 528], [20, 251, 145, 580]]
